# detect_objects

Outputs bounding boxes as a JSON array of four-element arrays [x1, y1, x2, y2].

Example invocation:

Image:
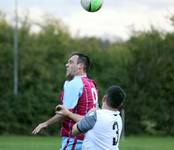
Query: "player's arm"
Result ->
[[72, 109, 97, 136], [56, 105, 83, 122], [72, 123, 81, 136], [32, 113, 63, 134]]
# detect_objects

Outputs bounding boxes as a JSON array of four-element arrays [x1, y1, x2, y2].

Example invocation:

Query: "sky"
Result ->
[[0, 0, 174, 41]]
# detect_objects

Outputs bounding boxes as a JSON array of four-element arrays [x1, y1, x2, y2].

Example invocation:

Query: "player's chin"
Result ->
[[66, 74, 74, 81]]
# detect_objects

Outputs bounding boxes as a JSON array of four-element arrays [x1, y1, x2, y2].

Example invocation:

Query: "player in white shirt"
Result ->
[[72, 85, 126, 150]]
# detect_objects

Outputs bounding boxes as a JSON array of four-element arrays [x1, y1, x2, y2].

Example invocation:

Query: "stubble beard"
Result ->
[[66, 71, 74, 81]]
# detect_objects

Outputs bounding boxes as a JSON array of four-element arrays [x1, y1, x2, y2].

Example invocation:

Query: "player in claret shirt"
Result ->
[[32, 52, 98, 150]]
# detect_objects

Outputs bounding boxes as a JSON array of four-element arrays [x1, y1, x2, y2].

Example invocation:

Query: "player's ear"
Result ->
[[78, 63, 84, 70], [102, 95, 107, 103], [101, 95, 107, 108]]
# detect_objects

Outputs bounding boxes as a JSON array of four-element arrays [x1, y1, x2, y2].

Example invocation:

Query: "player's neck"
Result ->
[[103, 105, 118, 112], [77, 71, 87, 76]]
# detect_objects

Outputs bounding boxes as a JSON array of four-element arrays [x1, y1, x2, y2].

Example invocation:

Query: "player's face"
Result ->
[[65, 55, 79, 79]]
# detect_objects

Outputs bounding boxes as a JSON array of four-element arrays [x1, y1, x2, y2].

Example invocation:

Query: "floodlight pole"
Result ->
[[13, 0, 18, 96]]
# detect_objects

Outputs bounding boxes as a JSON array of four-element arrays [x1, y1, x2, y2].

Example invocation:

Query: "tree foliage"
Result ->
[[0, 11, 174, 136]]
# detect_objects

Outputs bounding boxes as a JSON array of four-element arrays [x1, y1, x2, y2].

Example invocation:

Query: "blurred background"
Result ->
[[0, 0, 174, 139]]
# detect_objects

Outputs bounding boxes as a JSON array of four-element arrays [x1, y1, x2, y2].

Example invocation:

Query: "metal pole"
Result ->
[[13, 0, 18, 96]]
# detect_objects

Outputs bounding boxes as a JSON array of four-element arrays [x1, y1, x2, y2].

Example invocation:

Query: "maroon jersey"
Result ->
[[60, 76, 98, 140]]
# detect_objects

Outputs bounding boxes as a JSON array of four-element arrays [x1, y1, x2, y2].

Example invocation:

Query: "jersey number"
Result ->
[[91, 87, 98, 106], [112, 121, 119, 146]]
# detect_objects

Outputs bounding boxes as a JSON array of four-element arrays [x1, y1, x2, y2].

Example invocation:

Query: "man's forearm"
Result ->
[[56, 105, 83, 122], [72, 123, 81, 136], [67, 112, 83, 122], [46, 114, 64, 126], [32, 113, 64, 134]]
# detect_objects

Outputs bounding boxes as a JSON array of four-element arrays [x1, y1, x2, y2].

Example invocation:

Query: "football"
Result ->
[[81, 0, 103, 12]]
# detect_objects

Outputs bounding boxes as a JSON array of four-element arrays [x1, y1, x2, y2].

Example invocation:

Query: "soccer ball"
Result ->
[[81, 0, 103, 12]]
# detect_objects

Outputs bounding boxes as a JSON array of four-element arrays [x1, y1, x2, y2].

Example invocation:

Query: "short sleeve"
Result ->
[[77, 109, 97, 133], [63, 76, 83, 109]]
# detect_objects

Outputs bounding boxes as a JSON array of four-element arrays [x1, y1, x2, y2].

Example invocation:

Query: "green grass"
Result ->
[[120, 136, 174, 150], [0, 136, 60, 150], [0, 136, 174, 150]]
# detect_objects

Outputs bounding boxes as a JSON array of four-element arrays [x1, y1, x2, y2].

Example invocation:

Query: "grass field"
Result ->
[[0, 136, 174, 150]]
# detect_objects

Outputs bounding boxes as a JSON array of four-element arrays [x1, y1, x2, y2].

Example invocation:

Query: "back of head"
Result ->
[[70, 52, 90, 72], [105, 85, 126, 109]]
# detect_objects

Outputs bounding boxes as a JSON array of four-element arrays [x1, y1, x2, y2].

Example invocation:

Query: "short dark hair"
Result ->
[[105, 85, 126, 109], [71, 52, 90, 72]]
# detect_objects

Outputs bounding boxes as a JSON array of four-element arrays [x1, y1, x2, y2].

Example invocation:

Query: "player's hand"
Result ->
[[55, 105, 71, 118], [32, 122, 48, 134]]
